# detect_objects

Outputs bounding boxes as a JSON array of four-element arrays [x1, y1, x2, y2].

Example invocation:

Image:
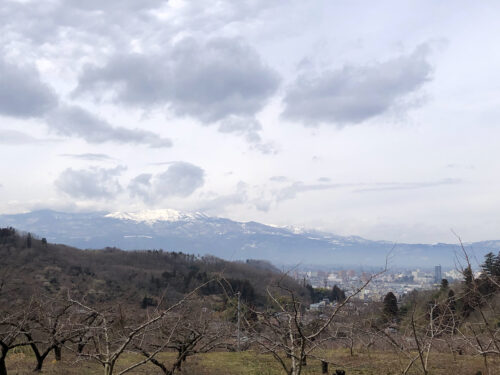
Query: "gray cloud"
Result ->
[[0, 56, 58, 118], [128, 162, 205, 203], [128, 173, 153, 202], [55, 166, 126, 199], [0, 130, 57, 145], [161, 1, 280, 36], [197, 182, 250, 214], [60, 153, 115, 162], [276, 178, 461, 202], [196, 176, 460, 214], [218, 116, 262, 143], [148, 162, 173, 166], [199, 181, 275, 214], [66, 0, 164, 12], [75, 37, 280, 123], [47, 105, 172, 148], [270, 176, 288, 182], [1, 3, 279, 151], [218, 116, 277, 154], [282, 45, 432, 125], [445, 163, 475, 170], [0, 52, 173, 149], [154, 162, 205, 198], [0, 0, 276, 48], [354, 178, 461, 193], [0, 0, 164, 47], [276, 182, 345, 202]]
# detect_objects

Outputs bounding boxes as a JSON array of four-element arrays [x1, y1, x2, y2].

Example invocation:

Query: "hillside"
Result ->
[[1, 209, 499, 267], [0, 228, 308, 309]]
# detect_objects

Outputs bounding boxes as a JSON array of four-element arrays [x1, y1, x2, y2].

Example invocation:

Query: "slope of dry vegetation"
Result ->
[[0, 228, 308, 308]]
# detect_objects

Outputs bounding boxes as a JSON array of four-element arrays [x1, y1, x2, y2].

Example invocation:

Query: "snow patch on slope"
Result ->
[[105, 209, 207, 224]]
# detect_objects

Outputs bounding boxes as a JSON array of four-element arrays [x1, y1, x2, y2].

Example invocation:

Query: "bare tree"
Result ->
[[452, 239, 500, 374], [0, 272, 35, 375], [249, 268, 385, 375], [136, 303, 231, 374], [67, 281, 213, 375], [23, 297, 81, 371], [0, 303, 34, 375]]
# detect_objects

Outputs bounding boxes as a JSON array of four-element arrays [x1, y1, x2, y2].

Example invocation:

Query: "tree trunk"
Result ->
[[54, 346, 62, 361], [149, 357, 169, 374], [321, 360, 328, 374], [0, 357, 7, 375], [104, 363, 114, 375], [30, 344, 48, 372], [34, 360, 42, 372]]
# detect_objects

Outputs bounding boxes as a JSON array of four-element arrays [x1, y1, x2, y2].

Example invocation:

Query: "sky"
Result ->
[[1, 0, 500, 243]]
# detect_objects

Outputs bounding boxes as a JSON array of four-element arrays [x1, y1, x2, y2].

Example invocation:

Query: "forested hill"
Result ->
[[0, 228, 308, 309]]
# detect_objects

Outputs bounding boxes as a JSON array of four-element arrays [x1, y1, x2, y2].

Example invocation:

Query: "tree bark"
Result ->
[[301, 355, 307, 366], [30, 344, 47, 372], [321, 360, 328, 374], [54, 346, 62, 361], [104, 363, 114, 375], [0, 357, 7, 375], [33, 352, 50, 372]]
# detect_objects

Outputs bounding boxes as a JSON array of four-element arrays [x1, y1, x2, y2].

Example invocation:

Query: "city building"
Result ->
[[434, 265, 442, 283]]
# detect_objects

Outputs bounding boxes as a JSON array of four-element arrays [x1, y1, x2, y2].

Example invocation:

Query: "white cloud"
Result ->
[[55, 166, 126, 200], [128, 162, 205, 203]]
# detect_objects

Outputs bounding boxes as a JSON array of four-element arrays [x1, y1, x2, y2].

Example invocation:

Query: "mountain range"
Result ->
[[1, 209, 498, 268]]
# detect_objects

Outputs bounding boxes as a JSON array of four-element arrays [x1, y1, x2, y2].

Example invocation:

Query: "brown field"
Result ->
[[5, 348, 498, 375]]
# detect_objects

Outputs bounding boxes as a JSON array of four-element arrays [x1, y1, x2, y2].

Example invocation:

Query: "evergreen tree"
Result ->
[[482, 252, 496, 276], [481, 251, 500, 278], [440, 278, 449, 291], [330, 285, 346, 302], [383, 292, 398, 318], [495, 252, 500, 276], [463, 266, 473, 287]]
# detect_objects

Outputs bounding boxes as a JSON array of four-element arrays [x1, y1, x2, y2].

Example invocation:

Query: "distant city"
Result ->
[[291, 265, 474, 302]]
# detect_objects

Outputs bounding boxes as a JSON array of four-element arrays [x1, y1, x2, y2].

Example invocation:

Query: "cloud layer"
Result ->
[[47, 106, 172, 148], [75, 38, 280, 123], [0, 56, 58, 118], [0, 130, 55, 145], [282, 45, 432, 126]]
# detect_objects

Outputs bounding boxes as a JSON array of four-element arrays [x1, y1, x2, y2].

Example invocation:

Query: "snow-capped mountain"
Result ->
[[0, 209, 498, 267], [105, 209, 208, 224]]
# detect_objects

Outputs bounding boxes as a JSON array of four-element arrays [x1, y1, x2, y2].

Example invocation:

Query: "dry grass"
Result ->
[[6, 348, 499, 375]]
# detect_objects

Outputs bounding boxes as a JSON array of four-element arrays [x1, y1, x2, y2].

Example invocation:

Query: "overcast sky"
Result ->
[[1, 0, 500, 243]]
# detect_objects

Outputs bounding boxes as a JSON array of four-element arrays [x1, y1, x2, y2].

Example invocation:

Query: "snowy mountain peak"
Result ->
[[284, 225, 308, 234], [105, 209, 207, 224]]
